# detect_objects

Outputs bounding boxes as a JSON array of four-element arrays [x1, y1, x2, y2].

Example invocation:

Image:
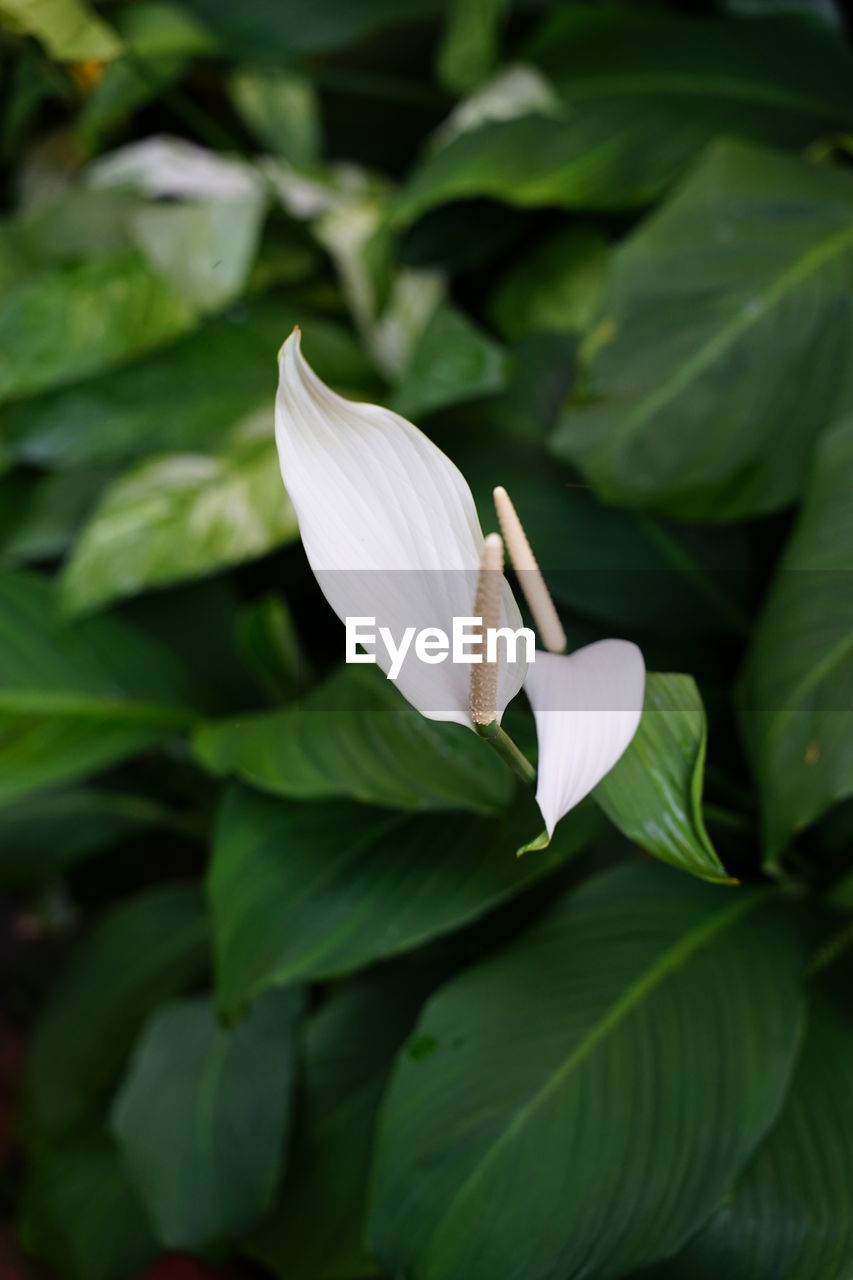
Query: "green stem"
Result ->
[[476, 720, 536, 786]]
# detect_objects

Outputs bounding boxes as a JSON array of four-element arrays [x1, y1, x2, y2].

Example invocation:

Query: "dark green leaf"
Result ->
[[61, 417, 298, 616], [1, 300, 371, 472], [0, 786, 188, 885], [391, 302, 507, 420], [230, 68, 321, 165], [739, 413, 853, 862], [488, 224, 607, 341], [659, 981, 853, 1279], [369, 865, 805, 1280], [194, 663, 515, 815], [396, 9, 853, 219], [21, 1134, 156, 1280], [595, 673, 731, 884], [27, 884, 209, 1139], [235, 591, 307, 702], [111, 988, 301, 1250], [551, 142, 853, 521], [207, 782, 600, 1017], [0, 253, 195, 405], [250, 970, 443, 1280], [0, 570, 197, 806], [175, 0, 442, 59], [437, 0, 508, 94]]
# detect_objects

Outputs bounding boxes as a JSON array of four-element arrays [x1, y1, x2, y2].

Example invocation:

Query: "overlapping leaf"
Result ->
[[207, 782, 600, 1017], [0, 571, 197, 806], [369, 865, 805, 1280], [551, 142, 853, 521], [739, 413, 853, 862]]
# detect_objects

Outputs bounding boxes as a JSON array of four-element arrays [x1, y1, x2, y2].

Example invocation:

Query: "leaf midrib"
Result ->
[[603, 217, 853, 455], [426, 889, 761, 1255]]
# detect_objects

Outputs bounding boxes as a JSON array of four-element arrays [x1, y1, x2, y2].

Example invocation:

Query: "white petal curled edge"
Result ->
[[275, 329, 527, 726], [525, 640, 646, 836]]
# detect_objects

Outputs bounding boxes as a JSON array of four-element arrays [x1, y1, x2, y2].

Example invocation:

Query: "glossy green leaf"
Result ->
[[207, 783, 600, 1017], [552, 142, 853, 521], [488, 224, 607, 341], [659, 981, 853, 1279], [21, 1134, 156, 1280], [61, 414, 298, 616], [0, 571, 197, 806], [194, 664, 515, 816], [0, 0, 123, 59], [130, 194, 267, 312], [391, 302, 507, 419], [739, 413, 853, 863], [27, 884, 208, 1139], [112, 988, 301, 1250], [369, 865, 805, 1280], [396, 9, 853, 220], [250, 970, 443, 1280], [594, 673, 731, 884], [0, 300, 373, 471], [0, 253, 194, 405]]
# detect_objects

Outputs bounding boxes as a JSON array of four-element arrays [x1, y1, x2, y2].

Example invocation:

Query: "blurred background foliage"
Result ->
[[1, 0, 853, 1276]]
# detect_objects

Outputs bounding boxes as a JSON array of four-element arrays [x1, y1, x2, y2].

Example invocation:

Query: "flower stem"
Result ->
[[476, 720, 536, 786]]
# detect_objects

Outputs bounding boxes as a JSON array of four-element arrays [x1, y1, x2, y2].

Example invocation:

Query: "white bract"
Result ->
[[275, 329, 645, 837], [275, 329, 526, 727]]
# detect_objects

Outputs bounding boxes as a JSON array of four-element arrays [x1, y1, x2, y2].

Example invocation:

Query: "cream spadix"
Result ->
[[525, 640, 645, 836], [275, 328, 527, 726]]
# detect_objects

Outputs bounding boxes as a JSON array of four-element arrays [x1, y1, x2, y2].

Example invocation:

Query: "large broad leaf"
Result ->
[[658, 978, 853, 1279], [395, 9, 853, 221], [368, 864, 805, 1280], [0, 0, 123, 59], [61, 414, 298, 616], [739, 414, 853, 864], [551, 142, 853, 522], [194, 664, 515, 816], [250, 969, 447, 1280], [26, 884, 209, 1139], [207, 783, 600, 1018], [594, 673, 731, 884], [0, 571, 197, 807], [111, 989, 302, 1251], [0, 253, 194, 405], [20, 1134, 156, 1280], [0, 300, 369, 471]]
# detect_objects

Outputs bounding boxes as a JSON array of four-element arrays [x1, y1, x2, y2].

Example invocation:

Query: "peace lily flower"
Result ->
[[275, 329, 645, 840], [276, 328, 526, 728]]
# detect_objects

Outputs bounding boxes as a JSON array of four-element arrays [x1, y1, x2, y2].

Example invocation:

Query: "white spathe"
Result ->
[[525, 640, 646, 836], [275, 329, 527, 726]]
